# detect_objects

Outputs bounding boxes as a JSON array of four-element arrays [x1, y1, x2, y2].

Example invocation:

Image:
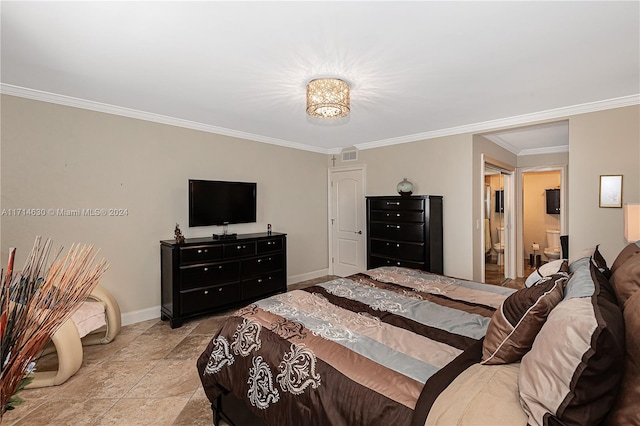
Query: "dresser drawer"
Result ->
[[370, 210, 424, 223], [242, 271, 285, 300], [242, 253, 284, 277], [180, 262, 240, 290], [257, 238, 283, 254], [369, 222, 424, 242], [180, 245, 223, 264], [370, 239, 424, 262], [369, 255, 425, 270], [369, 198, 425, 211], [223, 242, 257, 258], [180, 283, 241, 315]]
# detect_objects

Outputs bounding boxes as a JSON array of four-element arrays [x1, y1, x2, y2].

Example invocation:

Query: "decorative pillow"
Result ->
[[610, 241, 640, 273], [524, 259, 568, 287], [606, 290, 640, 426], [519, 261, 624, 426], [481, 273, 567, 365], [564, 246, 609, 300], [609, 245, 640, 309]]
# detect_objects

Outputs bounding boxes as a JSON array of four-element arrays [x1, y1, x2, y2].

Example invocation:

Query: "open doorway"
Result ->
[[517, 166, 567, 277], [482, 156, 515, 285]]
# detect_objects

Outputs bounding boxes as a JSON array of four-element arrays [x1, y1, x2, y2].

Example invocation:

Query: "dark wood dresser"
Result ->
[[366, 196, 443, 274], [160, 232, 286, 328]]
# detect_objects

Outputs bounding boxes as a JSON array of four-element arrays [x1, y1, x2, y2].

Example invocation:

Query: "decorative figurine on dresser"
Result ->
[[160, 232, 287, 328], [366, 195, 443, 274], [174, 223, 185, 244]]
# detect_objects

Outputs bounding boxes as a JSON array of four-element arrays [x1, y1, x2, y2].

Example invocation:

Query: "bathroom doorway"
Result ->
[[519, 167, 566, 276], [483, 162, 514, 285]]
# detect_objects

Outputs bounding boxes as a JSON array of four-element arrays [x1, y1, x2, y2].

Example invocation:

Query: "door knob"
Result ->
[[354, 231, 362, 234]]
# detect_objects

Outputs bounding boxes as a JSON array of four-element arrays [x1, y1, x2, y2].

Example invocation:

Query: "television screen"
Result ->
[[495, 189, 504, 213], [189, 180, 257, 227]]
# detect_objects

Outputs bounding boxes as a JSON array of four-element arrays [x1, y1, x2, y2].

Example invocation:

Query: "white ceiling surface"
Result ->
[[1, 1, 639, 155]]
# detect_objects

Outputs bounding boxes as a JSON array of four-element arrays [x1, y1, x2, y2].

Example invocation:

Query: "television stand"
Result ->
[[160, 232, 287, 328], [212, 233, 237, 240]]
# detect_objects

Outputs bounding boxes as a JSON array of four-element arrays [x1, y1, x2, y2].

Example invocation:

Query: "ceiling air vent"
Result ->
[[342, 150, 358, 162]]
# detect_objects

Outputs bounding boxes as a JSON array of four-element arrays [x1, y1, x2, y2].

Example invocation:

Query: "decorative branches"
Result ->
[[0, 237, 109, 417]]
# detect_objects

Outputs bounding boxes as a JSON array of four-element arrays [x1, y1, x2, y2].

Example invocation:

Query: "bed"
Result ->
[[197, 242, 640, 426]]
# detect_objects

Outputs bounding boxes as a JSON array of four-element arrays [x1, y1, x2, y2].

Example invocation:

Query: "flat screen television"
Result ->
[[189, 179, 257, 227]]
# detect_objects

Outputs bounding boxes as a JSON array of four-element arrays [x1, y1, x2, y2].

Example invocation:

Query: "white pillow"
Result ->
[[525, 259, 567, 287]]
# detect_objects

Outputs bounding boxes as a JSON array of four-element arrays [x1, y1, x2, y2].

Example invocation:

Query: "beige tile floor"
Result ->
[[1, 272, 523, 425]]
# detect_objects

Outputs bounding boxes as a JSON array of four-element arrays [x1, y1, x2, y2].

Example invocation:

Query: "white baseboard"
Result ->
[[120, 269, 331, 326], [121, 305, 161, 326], [288, 268, 330, 285]]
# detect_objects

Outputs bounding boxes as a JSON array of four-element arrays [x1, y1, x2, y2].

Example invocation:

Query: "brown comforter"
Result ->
[[197, 267, 514, 425]]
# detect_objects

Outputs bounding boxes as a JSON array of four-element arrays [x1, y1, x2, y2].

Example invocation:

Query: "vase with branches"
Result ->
[[0, 237, 109, 419]]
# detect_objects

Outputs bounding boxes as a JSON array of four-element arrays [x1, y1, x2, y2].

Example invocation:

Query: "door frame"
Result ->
[[481, 154, 515, 283], [328, 164, 367, 275]]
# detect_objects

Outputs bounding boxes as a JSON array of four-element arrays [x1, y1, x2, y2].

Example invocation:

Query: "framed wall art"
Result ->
[[599, 175, 623, 208]]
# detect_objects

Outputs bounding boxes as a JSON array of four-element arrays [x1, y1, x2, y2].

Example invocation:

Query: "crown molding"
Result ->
[[2, 83, 637, 156], [518, 145, 569, 156], [0, 84, 329, 154], [354, 94, 640, 151]]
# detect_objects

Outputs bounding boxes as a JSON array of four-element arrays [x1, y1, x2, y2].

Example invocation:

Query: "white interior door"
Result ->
[[329, 167, 366, 276]]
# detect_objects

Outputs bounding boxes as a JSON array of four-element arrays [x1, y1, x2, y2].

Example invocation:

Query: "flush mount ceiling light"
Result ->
[[306, 78, 350, 119]]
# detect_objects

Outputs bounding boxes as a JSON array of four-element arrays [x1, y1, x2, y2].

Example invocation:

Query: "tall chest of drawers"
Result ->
[[366, 196, 443, 274], [160, 232, 286, 328]]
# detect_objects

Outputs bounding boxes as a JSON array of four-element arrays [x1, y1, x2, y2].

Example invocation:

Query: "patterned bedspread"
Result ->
[[197, 267, 514, 425]]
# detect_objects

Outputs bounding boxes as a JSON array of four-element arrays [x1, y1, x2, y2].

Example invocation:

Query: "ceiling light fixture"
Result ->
[[306, 78, 350, 119]]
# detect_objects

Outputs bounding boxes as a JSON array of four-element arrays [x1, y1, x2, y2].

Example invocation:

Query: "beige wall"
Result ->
[[568, 105, 640, 263], [0, 95, 329, 323], [333, 134, 476, 280]]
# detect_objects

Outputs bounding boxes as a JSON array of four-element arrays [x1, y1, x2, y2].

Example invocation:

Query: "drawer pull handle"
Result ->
[[258, 279, 263, 283], [204, 290, 209, 295], [396, 214, 401, 217], [219, 265, 223, 269], [397, 244, 400, 248], [218, 288, 223, 292], [204, 267, 208, 272], [386, 202, 400, 206], [258, 259, 262, 263]]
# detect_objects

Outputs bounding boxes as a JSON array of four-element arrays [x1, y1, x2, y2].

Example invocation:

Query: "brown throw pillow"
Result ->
[[610, 241, 640, 273], [609, 249, 640, 309], [606, 290, 640, 425], [481, 274, 566, 365], [519, 261, 624, 426], [607, 241, 640, 310]]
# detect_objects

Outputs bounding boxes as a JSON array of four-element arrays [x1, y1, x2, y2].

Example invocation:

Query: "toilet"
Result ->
[[493, 227, 505, 266], [544, 229, 562, 261]]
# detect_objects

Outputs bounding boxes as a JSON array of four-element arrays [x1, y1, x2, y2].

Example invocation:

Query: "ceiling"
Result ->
[[1, 1, 638, 154]]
